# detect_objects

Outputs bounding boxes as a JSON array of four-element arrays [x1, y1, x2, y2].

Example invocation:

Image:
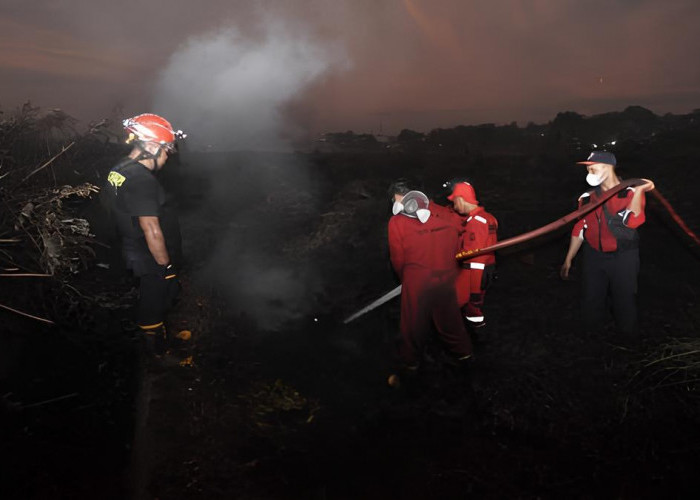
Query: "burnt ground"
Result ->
[[2, 143, 700, 499]]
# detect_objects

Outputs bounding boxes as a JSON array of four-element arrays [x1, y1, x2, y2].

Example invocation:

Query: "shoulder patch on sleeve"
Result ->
[[107, 171, 126, 188]]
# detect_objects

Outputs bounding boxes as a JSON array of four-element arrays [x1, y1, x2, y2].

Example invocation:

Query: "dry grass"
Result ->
[[631, 338, 700, 392]]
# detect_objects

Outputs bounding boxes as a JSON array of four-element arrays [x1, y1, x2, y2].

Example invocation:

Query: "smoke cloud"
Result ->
[[152, 17, 349, 151], [177, 150, 323, 332]]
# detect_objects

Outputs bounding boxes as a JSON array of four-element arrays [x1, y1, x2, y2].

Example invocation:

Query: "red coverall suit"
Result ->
[[571, 186, 646, 333], [454, 206, 498, 324], [388, 205, 473, 367]]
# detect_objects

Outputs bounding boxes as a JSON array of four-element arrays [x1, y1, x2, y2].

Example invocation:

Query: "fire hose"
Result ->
[[648, 189, 700, 248], [455, 178, 643, 261], [344, 178, 699, 324]]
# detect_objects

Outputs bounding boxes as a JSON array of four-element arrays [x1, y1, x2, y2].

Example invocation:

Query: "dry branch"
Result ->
[[21, 392, 79, 409], [20, 141, 75, 184], [0, 273, 52, 277], [0, 302, 55, 324]]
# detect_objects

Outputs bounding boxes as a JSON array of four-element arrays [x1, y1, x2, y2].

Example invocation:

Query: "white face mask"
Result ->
[[586, 172, 605, 186]]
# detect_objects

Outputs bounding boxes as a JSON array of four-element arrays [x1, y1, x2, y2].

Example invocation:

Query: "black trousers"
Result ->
[[126, 252, 180, 330], [581, 244, 639, 334], [136, 274, 180, 329]]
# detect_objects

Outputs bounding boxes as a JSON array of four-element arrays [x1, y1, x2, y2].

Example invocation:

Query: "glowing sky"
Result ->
[[1, 0, 699, 141]]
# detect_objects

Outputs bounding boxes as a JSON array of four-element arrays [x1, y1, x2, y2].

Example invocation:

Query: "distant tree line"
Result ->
[[318, 106, 700, 157]]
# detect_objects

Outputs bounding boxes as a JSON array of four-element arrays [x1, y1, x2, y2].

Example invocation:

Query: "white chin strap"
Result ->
[[392, 200, 404, 215]]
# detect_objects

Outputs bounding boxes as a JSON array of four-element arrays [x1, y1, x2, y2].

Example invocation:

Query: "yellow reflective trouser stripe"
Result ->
[[165, 274, 176, 279], [139, 322, 164, 330]]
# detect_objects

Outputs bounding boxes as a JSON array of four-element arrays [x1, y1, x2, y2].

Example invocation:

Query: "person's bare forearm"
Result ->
[[629, 179, 654, 216], [564, 236, 583, 263], [139, 216, 170, 265], [560, 236, 584, 279], [145, 231, 169, 265], [629, 190, 645, 217]]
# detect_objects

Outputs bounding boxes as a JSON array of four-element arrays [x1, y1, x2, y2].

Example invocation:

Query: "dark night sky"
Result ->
[[1, 0, 699, 148]]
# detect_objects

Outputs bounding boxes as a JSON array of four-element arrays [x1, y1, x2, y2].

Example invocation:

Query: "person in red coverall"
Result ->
[[446, 181, 498, 328], [387, 188, 473, 386], [560, 151, 655, 336]]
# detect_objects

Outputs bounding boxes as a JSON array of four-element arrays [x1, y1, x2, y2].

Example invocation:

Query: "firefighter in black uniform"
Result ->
[[102, 113, 186, 350], [560, 151, 655, 336]]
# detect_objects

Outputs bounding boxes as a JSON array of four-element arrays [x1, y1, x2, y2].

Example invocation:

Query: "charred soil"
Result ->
[[3, 131, 700, 499]]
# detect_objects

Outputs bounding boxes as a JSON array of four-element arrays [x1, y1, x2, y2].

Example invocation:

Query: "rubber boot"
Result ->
[[464, 293, 486, 328], [140, 323, 167, 356]]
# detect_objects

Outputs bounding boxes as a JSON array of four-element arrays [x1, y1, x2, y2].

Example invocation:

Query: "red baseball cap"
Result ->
[[447, 182, 478, 204]]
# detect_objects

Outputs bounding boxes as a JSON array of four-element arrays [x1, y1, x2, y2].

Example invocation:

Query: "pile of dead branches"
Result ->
[[0, 103, 124, 325], [1, 101, 123, 185], [11, 183, 100, 275]]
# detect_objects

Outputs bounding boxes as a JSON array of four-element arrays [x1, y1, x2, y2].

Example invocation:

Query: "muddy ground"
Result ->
[[2, 137, 700, 499]]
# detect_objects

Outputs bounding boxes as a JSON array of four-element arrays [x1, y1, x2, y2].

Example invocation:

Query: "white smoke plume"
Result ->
[[152, 18, 349, 151]]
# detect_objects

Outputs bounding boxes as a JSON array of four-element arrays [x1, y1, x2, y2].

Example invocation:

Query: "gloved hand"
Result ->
[[160, 263, 181, 306], [159, 263, 177, 280]]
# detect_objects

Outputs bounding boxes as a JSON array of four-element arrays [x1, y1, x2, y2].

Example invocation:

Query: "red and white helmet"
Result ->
[[123, 113, 186, 152]]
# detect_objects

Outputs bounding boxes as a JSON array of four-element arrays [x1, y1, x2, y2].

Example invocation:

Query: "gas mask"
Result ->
[[394, 191, 431, 223]]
